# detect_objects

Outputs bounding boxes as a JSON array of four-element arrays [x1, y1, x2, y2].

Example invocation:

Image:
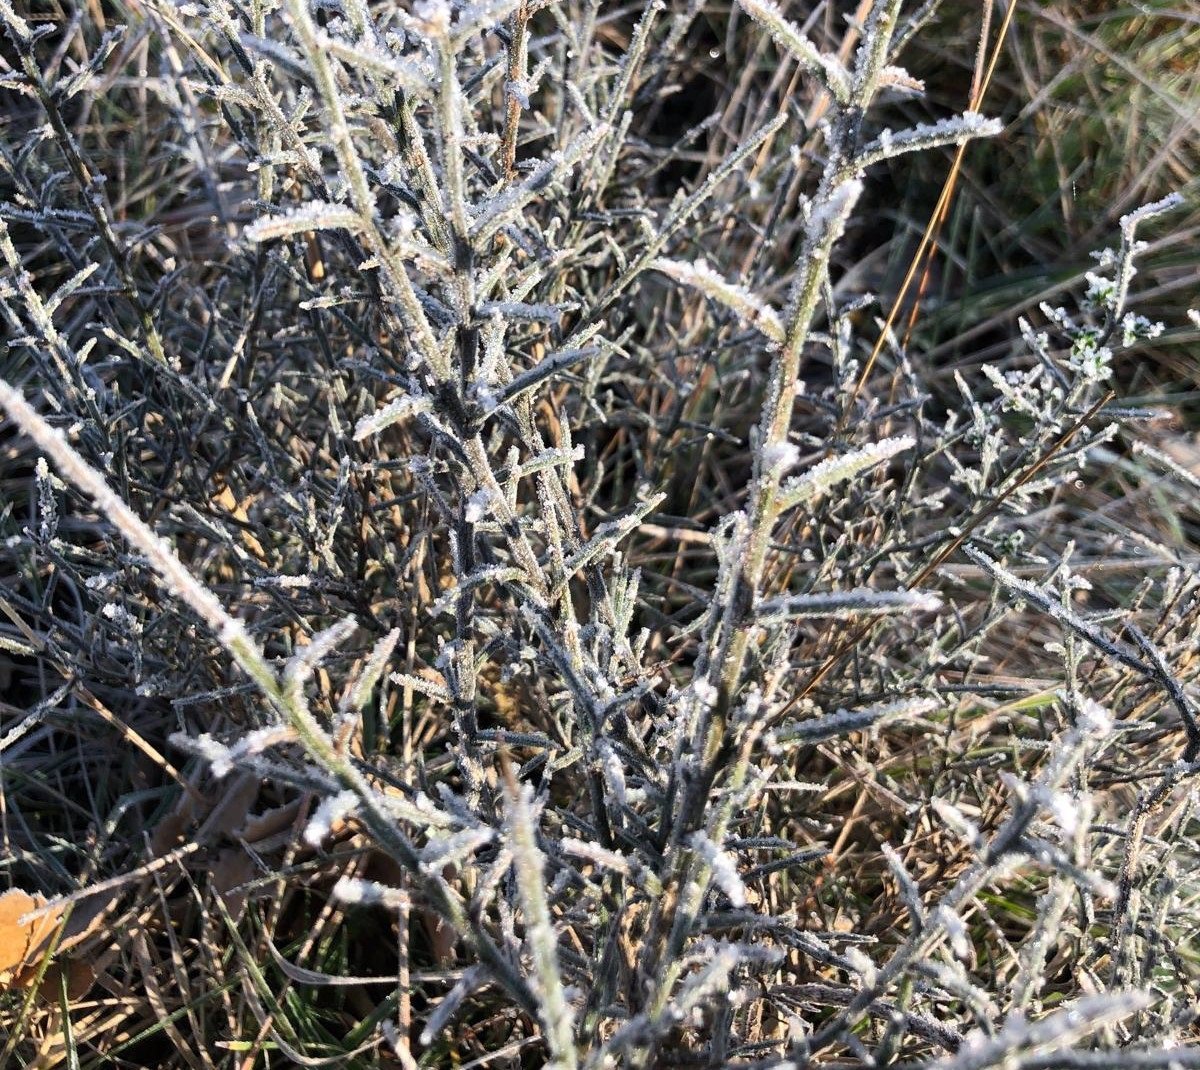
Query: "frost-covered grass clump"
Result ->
[[1, 0, 1199, 1066]]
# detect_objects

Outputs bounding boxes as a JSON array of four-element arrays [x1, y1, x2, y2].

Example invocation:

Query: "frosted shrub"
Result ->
[[0, 0, 1197, 1066]]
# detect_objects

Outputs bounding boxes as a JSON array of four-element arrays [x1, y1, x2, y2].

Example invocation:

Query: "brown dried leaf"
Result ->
[[0, 889, 64, 979], [24, 959, 97, 1002]]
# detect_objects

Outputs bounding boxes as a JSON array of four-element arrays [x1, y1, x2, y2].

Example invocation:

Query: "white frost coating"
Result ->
[[932, 798, 980, 845], [878, 65, 924, 93], [470, 123, 608, 240], [331, 876, 367, 904], [844, 946, 877, 987], [690, 832, 747, 908], [1076, 697, 1113, 736], [464, 486, 493, 524], [1119, 192, 1184, 236], [1045, 789, 1081, 839], [304, 789, 359, 846], [453, 0, 523, 38], [192, 732, 234, 779], [476, 300, 568, 322], [806, 179, 864, 238], [232, 725, 293, 760], [503, 779, 576, 1065], [332, 876, 411, 909], [411, 0, 451, 34], [517, 445, 586, 477], [762, 440, 800, 476], [561, 837, 633, 876], [419, 826, 495, 869], [936, 906, 971, 962], [596, 740, 627, 807], [0, 634, 35, 656], [315, 31, 432, 92], [256, 574, 312, 589], [244, 202, 362, 242], [691, 676, 719, 709], [757, 587, 941, 623]]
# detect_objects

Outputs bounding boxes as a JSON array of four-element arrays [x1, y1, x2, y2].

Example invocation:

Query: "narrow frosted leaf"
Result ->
[[931, 799, 981, 846], [690, 832, 748, 908], [778, 435, 914, 511], [857, 112, 1002, 169], [0, 635, 36, 657], [419, 968, 487, 1044], [304, 789, 359, 846], [1134, 439, 1200, 491], [316, 31, 433, 94], [494, 347, 600, 408], [561, 838, 634, 878], [0, 0, 31, 40], [244, 202, 364, 242], [344, 628, 400, 713], [238, 33, 308, 77], [560, 493, 666, 581], [44, 263, 100, 318], [878, 65, 924, 94], [756, 588, 941, 623], [921, 993, 1150, 1070], [806, 178, 863, 238], [0, 381, 259, 661], [54, 28, 124, 103], [516, 446, 585, 478], [430, 566, 526, 617], [962, 546, 1148, 676], [471, 125, 609, 242], [778, 695, 938, 744], [389, 672, 454, 705], [598, 112, 786, 315], [736, 0, 850, 102], [651, 258, 784, 342], [284, 617, 359, 703], [476, 300, 572, 322], [880, 843, 925, 928], [353, 393, 434, 440], [419, 827, 495, 870], [1119, 192, 1184, 239]]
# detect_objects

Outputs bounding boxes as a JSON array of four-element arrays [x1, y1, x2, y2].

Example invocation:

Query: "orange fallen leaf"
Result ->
[[0, 888, 65, 985]]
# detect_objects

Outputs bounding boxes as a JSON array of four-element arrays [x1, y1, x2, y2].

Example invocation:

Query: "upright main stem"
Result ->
[[636, 0, 905, 1022], [712, 0, 902, 711]]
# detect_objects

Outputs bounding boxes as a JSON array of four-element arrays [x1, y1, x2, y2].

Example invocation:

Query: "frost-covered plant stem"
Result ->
[[503, 770, 578, 1069], [7, 32, 170, 369], [716, 0, 902, 705], [0, 378, 539, 1015], [500, 0, 531, 181], [282, 0, 449, 381], [805, 700, 1114, 1059], [638, 0, 905, 997]]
